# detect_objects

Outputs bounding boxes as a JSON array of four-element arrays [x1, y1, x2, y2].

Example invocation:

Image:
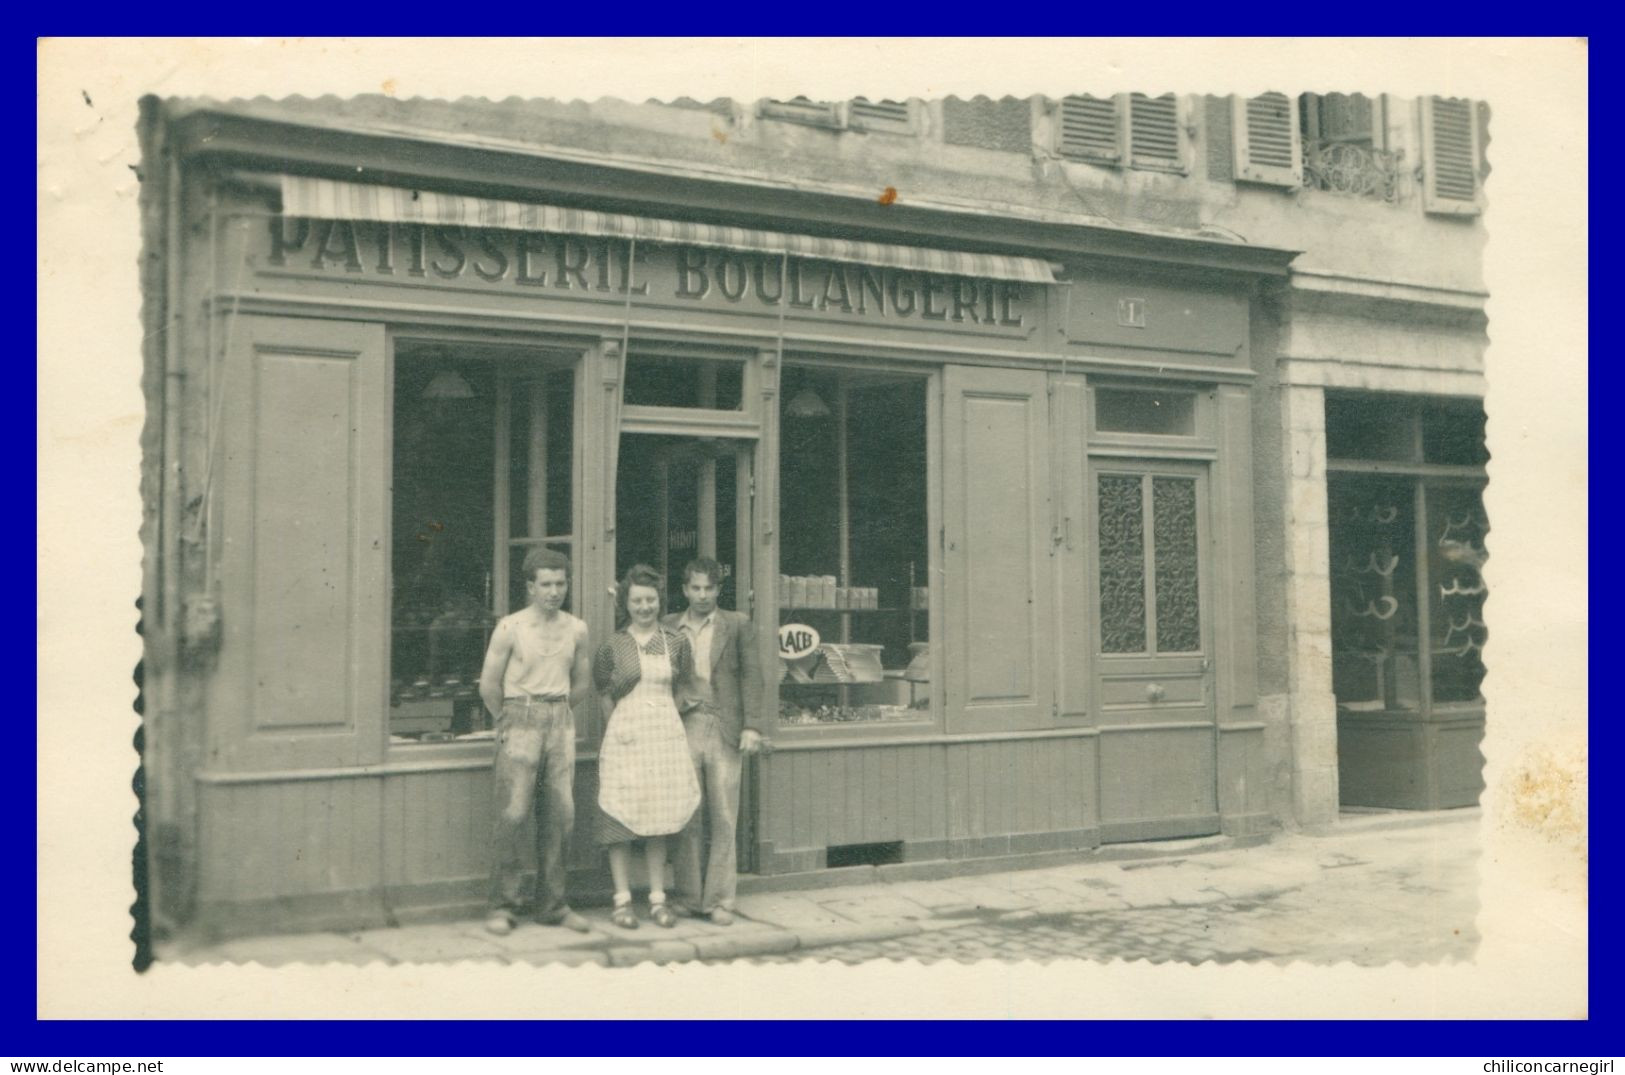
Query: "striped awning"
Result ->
[[280, 175, 1057, 285]]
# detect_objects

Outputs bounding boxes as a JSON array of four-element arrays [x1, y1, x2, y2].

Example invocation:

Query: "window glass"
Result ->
[[507, 368, 575, 539], [1427, 483, 1489, 704], [391, 344, 574, 744], [777, 368, 929, 725], [615, 435, 744, 613], [624, 355, 744, 409], [1097, 474, 1147, 653], [1095, 388, 1196, 437], [1325, 395, 1417, 462], [1422, 403, 1489, 466], [1329, 475, 1422, 712], [1152, 476, 1202, 652]]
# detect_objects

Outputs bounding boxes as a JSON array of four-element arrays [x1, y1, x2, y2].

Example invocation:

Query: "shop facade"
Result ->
[[138, 93, 1485, 939]]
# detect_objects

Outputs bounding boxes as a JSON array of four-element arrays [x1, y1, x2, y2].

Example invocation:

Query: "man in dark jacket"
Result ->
[[664, 556, 769, 924]]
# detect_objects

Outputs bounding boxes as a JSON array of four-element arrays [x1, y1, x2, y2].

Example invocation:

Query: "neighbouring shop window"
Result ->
[[776, 367, 930, 725], [390, 342, 575, 744], [1327, 395, 1488, 715]]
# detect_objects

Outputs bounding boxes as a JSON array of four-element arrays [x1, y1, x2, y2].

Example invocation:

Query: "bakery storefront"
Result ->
[[142, 101, 1297, 936]]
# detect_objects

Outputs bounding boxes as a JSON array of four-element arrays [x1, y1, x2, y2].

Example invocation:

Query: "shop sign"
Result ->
[[258, 217, 1028, 330], [777, 622, 821, 659]]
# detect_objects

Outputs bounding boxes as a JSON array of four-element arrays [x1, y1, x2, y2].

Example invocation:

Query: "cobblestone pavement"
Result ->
[[725, 818, 1481, 966], [732, 894, 1476, 965], [167, 809, 1481, 968]]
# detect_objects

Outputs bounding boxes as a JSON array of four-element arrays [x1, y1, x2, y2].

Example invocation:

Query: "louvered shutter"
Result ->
[[1422, 95, 1481, 215], [1129, 93, 1182, 170], [848, 98, 913, 134], [760, 97, 843, 129], [1231, 92, 1302, 187], [1058, 95, 1122, 162]]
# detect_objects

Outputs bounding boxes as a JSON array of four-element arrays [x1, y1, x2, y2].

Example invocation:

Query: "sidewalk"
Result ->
[[161, 808, 1480, 967]]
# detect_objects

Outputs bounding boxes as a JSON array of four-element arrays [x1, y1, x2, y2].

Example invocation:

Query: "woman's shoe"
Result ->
[[611, 903, 639, 930], [650, 902, 677, 928]]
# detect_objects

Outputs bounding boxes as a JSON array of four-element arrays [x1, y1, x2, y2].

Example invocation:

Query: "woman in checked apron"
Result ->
[[592, 564, 703, 929]]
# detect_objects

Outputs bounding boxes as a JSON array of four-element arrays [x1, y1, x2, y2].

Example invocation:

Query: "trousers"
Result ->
[[488, 698, 576, 918], [673, 708, 743, 913]]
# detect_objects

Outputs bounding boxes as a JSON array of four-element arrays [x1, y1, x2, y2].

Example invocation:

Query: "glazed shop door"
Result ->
[[614, 433, 760, 871], [1089, 461, 1220, 842]]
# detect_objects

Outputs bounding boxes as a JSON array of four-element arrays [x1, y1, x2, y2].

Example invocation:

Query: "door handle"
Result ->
[[1146, 683, 1166, 702]]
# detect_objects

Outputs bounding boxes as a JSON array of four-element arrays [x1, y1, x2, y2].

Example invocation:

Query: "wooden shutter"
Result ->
[[942, 365, 1055, 733], [1058, 95, 1122, 162], [214, 316, 389, 770], [848, 98, 913, 134], [1051, 374, 1090, 722], [759, 97, 842, 129], [1231, 92, 1302, 187], [1129, 93, 1182, 170], [1422, 95, 1482, 215]]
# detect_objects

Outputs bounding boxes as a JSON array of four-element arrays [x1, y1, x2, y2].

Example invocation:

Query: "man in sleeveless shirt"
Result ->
[[479, 547, 592, 935]]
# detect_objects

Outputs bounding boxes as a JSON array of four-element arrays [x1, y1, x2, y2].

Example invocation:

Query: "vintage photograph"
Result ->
[[129, 81, 1493, 970]]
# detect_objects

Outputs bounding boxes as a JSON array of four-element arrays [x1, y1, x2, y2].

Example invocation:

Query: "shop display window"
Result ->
[[776, 367, 930, 725], [1326, 394, 1488, 716], [390, 342, 575, 744]]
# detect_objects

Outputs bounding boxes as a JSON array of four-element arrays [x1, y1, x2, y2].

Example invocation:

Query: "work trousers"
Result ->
[[489, 698, 576, 918], [673, 708, 743, 913]]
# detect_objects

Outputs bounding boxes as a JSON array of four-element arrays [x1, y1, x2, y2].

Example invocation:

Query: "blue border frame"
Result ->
[[25, 29, 1602, 1056]]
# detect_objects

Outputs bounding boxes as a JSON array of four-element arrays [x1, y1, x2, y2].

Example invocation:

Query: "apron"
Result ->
[[597, 631, 701, 837]]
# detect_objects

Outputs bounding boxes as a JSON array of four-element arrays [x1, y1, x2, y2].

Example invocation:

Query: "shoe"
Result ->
[[650, 903, 677, 928], [668, 902, 701, 919], [610, 903, 639, 930], [538, 909, 591, 934], [708, 908, 735, 926], [484, 910, 515, 936]]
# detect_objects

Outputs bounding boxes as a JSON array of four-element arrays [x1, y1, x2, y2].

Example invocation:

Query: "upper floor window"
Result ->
[[1230, 92, 1486, 212], [1053, 93, 1186, 173], [758, 97, 918, 136]]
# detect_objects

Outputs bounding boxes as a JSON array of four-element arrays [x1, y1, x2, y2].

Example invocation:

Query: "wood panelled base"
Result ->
[[1337, 710, 1485, 810]]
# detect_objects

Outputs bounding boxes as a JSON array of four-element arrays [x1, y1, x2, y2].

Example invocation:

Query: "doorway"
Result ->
[[615, 434, 751, 612], [1089, 460, 1220, 842], [614, 431, 760, 872]]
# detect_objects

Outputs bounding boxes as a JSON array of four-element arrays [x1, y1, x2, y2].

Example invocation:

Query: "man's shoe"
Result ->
[[668, 902, 701, 919], [538, 909, 591, 934], [708, 908, 735, 926], [484, 910, 515, 936]]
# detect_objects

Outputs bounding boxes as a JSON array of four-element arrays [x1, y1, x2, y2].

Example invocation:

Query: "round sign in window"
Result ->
[[777, 623, 821, 659]]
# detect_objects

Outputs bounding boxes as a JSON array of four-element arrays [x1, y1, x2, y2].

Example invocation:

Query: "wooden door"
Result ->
[[1089, 461, 1219, 841]]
